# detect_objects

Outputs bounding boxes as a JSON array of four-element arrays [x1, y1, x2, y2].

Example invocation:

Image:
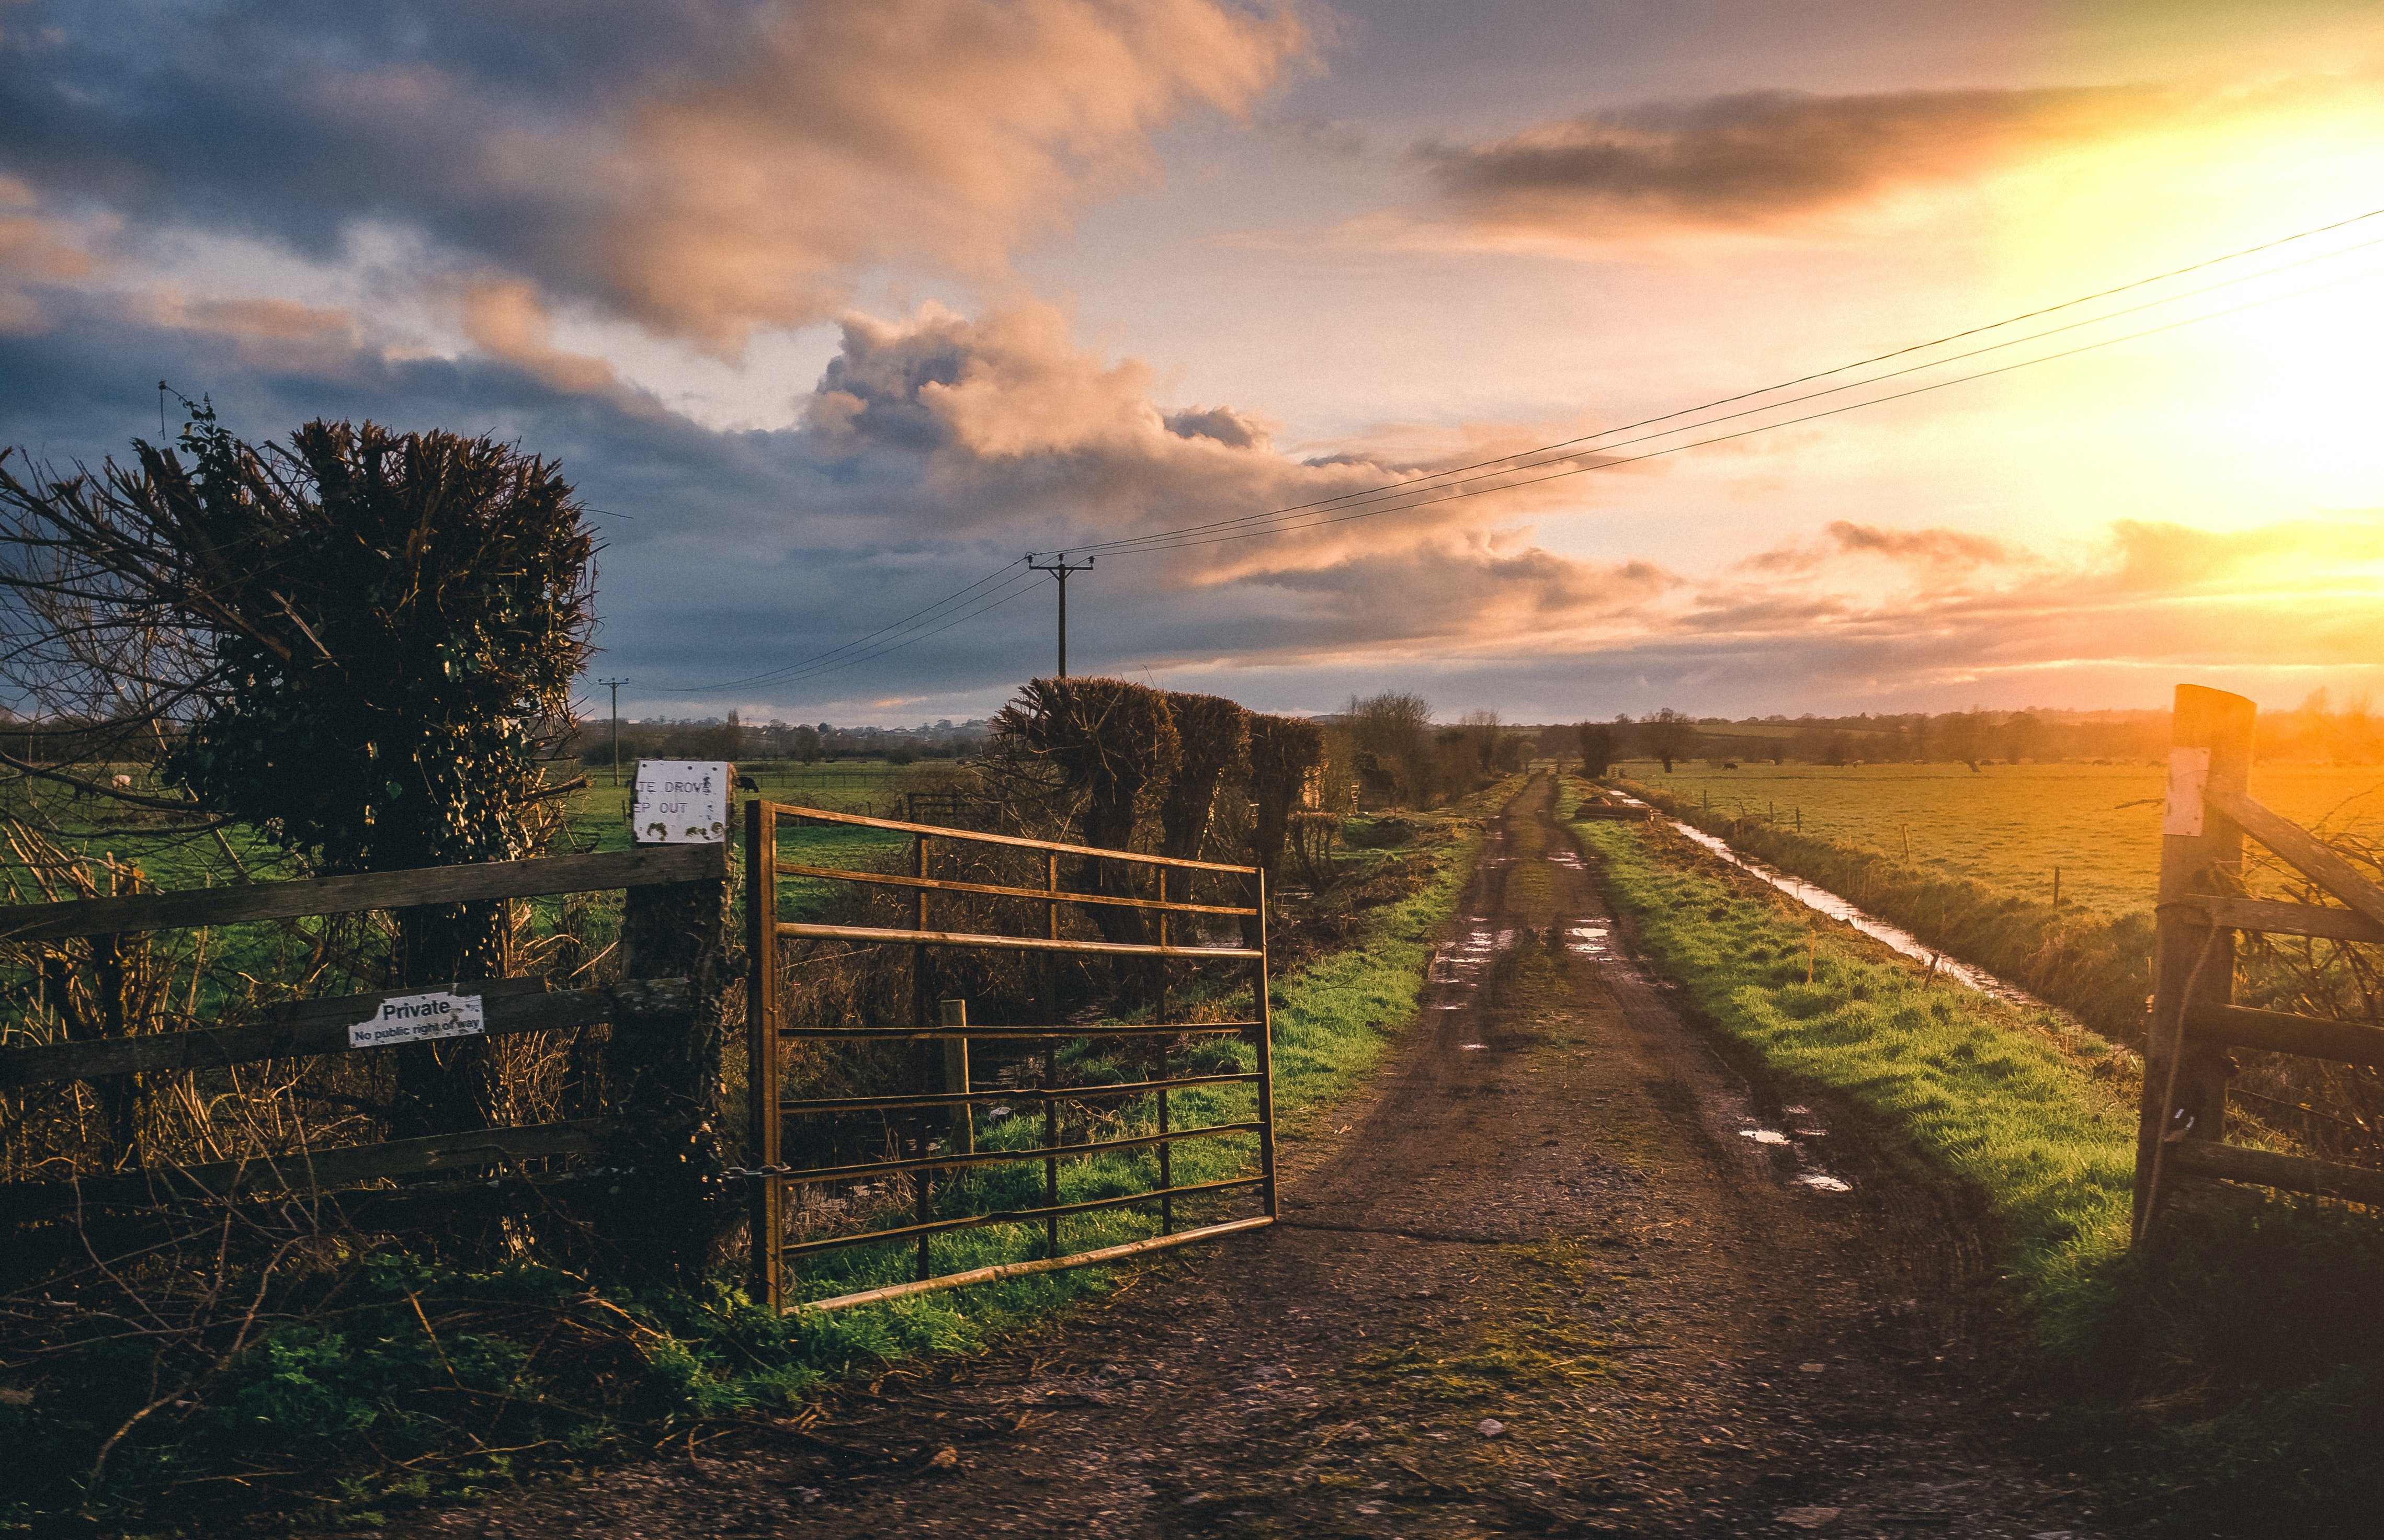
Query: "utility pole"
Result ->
[[598, 678, 628, 786], [1027, 553, 1094, 678]]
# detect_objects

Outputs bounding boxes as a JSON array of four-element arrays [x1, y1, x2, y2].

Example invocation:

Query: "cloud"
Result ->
[[600, 0, 1311, 346], [1424, 83, 2173, 238], [1825, 520, 2015, 568], [0, 0, 1309, 349], [8, 275, 2376, 721], [461, 281, 625, 397]]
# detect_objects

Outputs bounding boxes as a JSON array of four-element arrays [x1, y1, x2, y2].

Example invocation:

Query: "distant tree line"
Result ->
[[1533, 700, 2383, 772], [562, 712, 991, 767]]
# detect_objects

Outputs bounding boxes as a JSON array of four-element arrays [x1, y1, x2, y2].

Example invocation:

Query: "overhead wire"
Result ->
[[1071, 215, 2384, 555], [1096, 258, 2384, 556], [656, 556, 1031, 693], [656, 202, 2384, 694]]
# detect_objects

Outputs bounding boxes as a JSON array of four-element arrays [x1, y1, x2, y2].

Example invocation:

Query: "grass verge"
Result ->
[[1619, 776, 2152, 1046], [1562, 784, 2384, 1536]]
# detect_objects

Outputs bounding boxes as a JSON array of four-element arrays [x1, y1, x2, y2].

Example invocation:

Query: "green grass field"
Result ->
[[1616, 759, 2384, 919]]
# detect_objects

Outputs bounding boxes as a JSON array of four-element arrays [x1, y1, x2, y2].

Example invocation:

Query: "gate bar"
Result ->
[[798, 1215, 1275, 1314], [784, 1176, 1266, 1259]]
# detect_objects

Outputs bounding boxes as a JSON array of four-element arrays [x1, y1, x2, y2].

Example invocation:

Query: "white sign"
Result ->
[[2163, 746, 2210, 837], [631, 760, 729, 844], [349, 990, 486, 1049]]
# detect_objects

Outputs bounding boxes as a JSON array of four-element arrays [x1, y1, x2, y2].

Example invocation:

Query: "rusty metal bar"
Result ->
[[913, 832, 932, 1282], [1156, 884, 1173, 1235], [778, 1021, 1257, 1041], [797, 1215, 1276, 1314], [781, 1072, 1261, 1115], [1254, 868, 1278, 1219], [784, 1177, 1266, 1259], [774, 862, 1256, 917], [769, 1122, 1264, 1188], [746, 797, 782, 1309], [761, 801, 1256, 874], [1043, 1041, 1061, 1257], [778, 921, 1258, 960]]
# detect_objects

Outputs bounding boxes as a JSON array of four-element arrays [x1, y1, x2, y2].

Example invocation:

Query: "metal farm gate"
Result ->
[[741, 802, 1278, 1311]]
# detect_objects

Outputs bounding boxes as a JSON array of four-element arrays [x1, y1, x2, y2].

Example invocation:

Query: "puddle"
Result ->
[[1463, 1043, 1489, 1051], [1602, 794, 2049, 1009], [1565, 923, 1610, 957], [1740, 1125, 1851, 1192]]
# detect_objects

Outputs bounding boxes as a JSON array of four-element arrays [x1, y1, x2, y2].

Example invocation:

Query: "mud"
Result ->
[[394, 776, 2117, 1539]]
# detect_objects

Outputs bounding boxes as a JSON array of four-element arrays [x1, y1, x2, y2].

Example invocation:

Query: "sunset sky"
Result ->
[[3, 1, 2380, 725]]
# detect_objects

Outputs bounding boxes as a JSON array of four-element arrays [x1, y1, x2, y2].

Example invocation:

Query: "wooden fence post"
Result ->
[[2135, 683, 2254, 1238], [603, 845, 730, 1282]]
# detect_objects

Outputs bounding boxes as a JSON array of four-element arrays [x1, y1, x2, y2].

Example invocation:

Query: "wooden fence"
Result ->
[[2136, 684, 2384, 1233], [0, 842, 730, 1274]]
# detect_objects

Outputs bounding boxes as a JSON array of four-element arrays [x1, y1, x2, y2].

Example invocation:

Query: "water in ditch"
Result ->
[[1601, 793, 2052, 1011]]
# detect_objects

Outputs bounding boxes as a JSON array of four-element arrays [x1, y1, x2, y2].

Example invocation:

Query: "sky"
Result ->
[[2, 0, 2381, 726]]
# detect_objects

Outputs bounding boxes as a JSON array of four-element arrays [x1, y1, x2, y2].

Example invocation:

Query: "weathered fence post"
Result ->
[[603, 841, 730, 1282], [2135, 683, 2254, 1238]]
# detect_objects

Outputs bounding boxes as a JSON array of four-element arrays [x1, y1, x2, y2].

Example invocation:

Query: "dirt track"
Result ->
[[409, 776, 2115, 1538]]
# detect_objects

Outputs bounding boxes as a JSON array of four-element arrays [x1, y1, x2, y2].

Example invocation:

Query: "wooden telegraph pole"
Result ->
[[2135, 683, 2255, 1238], [1028, 553, 1094, 677]]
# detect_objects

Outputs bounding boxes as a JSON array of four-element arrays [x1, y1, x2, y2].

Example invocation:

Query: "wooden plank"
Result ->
[[775, 861, 1257, 917], [777, 921, 1259, 961], [0, 980, 678, 1087], [0, 843, 727, 943], [2204, 782, 2384, 932], [2183, 1002, 2384, 1068], [762, 801, 1256, 874], [1, 1120, 609, 1216], [2177, 895, 2384, 944], [2164, 1139, 2384, 1206]]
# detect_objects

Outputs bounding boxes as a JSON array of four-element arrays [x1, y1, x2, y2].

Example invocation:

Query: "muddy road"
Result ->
[[412, 775, 2113, 1538]]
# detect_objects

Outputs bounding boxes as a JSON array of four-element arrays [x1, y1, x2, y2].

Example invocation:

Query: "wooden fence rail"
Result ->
[[2, 838, 729, 1276], [2135, 684, 2384, 1235]]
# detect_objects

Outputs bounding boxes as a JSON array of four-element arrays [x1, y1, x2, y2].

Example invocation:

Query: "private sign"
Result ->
[[349, 990, 486, 1049], [632, 760, 729, 844]]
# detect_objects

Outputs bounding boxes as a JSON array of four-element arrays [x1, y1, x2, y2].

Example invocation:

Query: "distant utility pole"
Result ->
[[598, 678, 627, 786], [1027, 553, 1094, 678]]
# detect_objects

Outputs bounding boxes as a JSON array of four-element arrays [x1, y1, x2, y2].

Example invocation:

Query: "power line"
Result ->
[[1093, 259, 2384, 556], [1082, 238, 2384, 557], [653, 201, 2384, 697], [1071, 214, 2384, 556], [656, 556, 1029, 693]]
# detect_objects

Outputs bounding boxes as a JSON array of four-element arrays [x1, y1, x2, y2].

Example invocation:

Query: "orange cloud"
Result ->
[[461, 280, 622, 396], [597, 0, 1309, 347], [1426, 83, 2182, 239]]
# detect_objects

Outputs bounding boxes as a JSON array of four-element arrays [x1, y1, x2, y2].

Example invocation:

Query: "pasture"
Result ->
[[1615, 759, 2384, 919]]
